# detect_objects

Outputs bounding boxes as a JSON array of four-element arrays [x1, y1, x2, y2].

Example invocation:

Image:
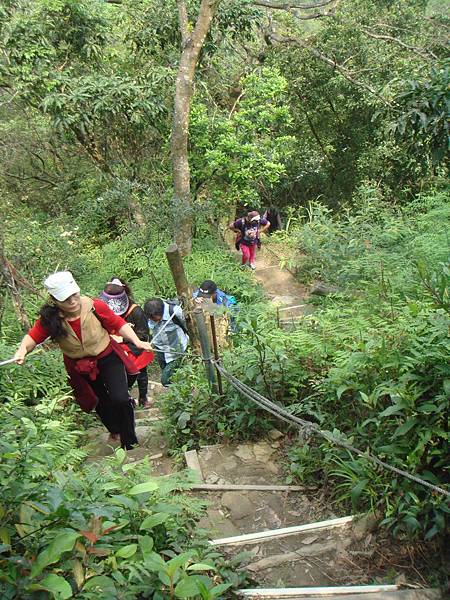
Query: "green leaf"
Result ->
[[187, 563, 217, 572], [350, 479, 368, 509], [417, 403, 439, 413], [174, 576, 202, 598], [38, 574, 73, 599], [116, 544, 137, 558], [138, 535, 154, 559], [140, 513, 169, 530], [31, 529, 80, 577], [129, 480, 159, 495], [336, 384, 349, 399], [115, 448, 126, 464], [379, 404, 403, 417], [83, 575, 117, 594], [166, 552, 194, 577], [393, 417, 418, 438], [211, 582, 233, 597]]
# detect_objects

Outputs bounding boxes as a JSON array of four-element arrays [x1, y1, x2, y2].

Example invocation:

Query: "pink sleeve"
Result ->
[[28, 319, 50, 344], [93, 299, 127, 333]]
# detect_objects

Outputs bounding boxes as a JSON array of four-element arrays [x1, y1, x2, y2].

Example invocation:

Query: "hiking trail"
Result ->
[[84, 244, 441, 599]]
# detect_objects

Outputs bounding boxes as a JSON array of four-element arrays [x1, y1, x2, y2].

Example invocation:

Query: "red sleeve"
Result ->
[[28, 319, 50, 344], [93, 299, 127, 333]]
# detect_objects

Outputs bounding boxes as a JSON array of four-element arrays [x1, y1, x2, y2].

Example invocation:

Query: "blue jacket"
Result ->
[[192, 288, 237, 308]]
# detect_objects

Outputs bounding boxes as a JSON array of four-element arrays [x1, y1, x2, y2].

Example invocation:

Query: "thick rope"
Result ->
[[214, 361, 450, 500]]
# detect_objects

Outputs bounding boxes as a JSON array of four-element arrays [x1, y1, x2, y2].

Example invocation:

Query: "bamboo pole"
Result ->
[[209, 314, 223, 396], [194, 308, 219, 395]]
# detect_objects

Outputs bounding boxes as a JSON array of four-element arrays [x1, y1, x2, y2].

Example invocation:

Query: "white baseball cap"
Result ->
[[44, 271, 80, 301]]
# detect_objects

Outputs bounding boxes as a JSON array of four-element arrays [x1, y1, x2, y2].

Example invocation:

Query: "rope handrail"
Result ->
[[213, 360, 450, 500]]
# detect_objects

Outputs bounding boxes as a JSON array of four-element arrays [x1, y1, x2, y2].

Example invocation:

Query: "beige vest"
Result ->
[[58, 296, 111, 359]]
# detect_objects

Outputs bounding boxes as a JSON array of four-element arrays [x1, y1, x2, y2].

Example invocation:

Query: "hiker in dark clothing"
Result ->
[[263, 206, 282, 234], [100, 278, 151, 408]]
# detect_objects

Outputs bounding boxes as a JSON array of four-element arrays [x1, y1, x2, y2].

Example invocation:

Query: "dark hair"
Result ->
[[104, 279, 133, 301], [143, 298, 164, 319], [39, 303, 68, 341]]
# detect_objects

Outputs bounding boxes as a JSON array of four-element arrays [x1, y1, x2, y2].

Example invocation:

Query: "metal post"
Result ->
[[209, 314, 223, 396], [194, 308, 219, 395]]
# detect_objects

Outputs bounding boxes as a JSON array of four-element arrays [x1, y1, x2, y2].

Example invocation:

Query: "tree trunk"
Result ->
[[171, 0, 217, 256]]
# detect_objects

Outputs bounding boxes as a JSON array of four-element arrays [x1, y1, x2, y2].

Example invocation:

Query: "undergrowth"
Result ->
[[160, 189, 450, 549], [0, 348, 247, 599]]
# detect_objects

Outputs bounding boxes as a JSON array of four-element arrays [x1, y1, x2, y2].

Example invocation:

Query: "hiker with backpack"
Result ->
[[192, 279, 239, 333], [143, 298, 189, 387], [13, 271, 153, 449], [263, 206, 283, 234], [229, 210, 270, 270], [100, 278, 151, 408]]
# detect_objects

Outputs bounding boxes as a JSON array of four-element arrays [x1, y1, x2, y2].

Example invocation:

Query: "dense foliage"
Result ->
[[160, 190, 450, 542], [1, 0, 449, 594], [0, 351, 248, 598]]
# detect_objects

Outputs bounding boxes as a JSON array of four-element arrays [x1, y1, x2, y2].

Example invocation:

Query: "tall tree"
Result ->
[[172, 0, 218, 255]]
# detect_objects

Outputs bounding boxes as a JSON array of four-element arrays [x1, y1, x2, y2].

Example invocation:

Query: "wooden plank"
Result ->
[[237, 585, 399, 597], [209, 516, 354, 546], [184, 450, 204, 481], [191, 483, 303, 492], [277, 304, 307, 313]]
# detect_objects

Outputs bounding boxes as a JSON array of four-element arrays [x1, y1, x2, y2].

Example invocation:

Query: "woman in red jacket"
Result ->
[[14, 271, 153, 449]]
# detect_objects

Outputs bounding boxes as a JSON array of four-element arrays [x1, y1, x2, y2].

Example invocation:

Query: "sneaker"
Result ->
[[139, 397, 151, 409], [249, 263, 256, 270], [240, 263, 248, 270]]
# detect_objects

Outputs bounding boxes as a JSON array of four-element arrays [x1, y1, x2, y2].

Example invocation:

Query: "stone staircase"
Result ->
[[83, 383, 442, 599]]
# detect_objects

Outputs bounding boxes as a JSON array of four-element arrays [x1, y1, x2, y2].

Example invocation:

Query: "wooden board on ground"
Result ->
[[236, 588, 441, 600], [191, 483, 303, 492], [209, 516, 354, 546]]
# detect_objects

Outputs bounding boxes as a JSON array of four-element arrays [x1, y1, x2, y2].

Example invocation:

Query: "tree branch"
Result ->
[[362, 28, 438, 61], [252, 0, 334, 9], [267, 29, 393, 106]]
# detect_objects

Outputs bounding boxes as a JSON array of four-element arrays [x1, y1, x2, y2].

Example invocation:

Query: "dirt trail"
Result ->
[[83, 247, 441, 597]]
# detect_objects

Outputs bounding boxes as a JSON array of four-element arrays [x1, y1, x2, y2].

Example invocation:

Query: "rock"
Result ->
[[268, 429, 283, 440], [310, 281, 339, 296], [301, 535, 319, 545], [206, 473, 219, 484], [222, 457, 238, 471], [271, 442, 280, 449], [352, 512, 380, 541], [266, 461, 279, 475], [135, 426, 153, 439], [253, 441, 275, 462], [235, 444, 255, 461], [221, 492, 255, 520]]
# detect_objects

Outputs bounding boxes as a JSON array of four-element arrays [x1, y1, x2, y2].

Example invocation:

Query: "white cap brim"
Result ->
[[50, 281, 80, 301]]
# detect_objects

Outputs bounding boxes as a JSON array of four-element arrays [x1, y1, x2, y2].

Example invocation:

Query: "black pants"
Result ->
[[127, 366, 148, 403], [85, 351, 138, 449]]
